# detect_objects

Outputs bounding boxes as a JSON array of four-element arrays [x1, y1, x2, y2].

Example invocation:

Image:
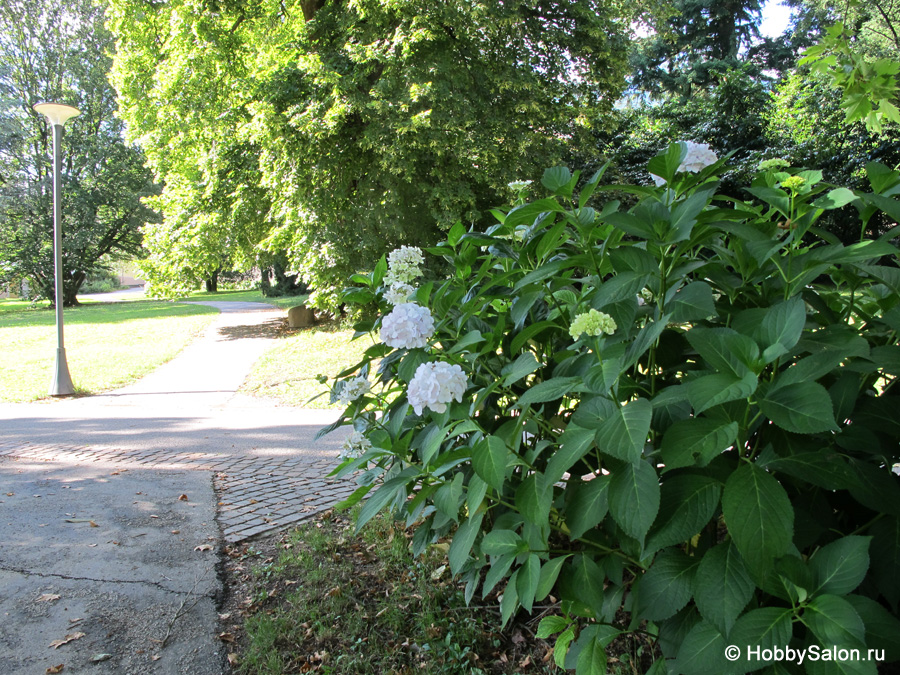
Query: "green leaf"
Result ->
[[869, 516, 900, 609], [636, 550, 698, 621], [844, 593, 900, 661], [356, 468, 419, 532], [567, 554, 605, 615], [722, 463, 794, 574], [434, 473, 464, 520], [609, 459, 661, 543], [517, 553, 541, 612], [481, 529, 525, 557], [448, 510, 484, 576], [536, 555, 570, 601], [501, 352, 541, 386], [545, 424, 595, 484], [671, 620, 730, 675], [504, 198, 567, 228], [536, 615, 569, 639], [515, 472, 552, 526], [595, 397, 652, 464], [565, 476, 610, 539], [813, 187, 858, 209], [669, 282, 716, 322], [810, 536, 871, 596], [758, 450, 855, 491], [686, 327, 760, 377], [483, 554, 515, 598], [447, 329, 485, 354], [687, 372, 758, 414], [646, 475, 721, 553], [803, 594, 866, 647], [726, 607, 794, 672], [554, 628, 576, 668], [466, 475, 488, 512], [472, 435, 508, 492], [575, 633, 607, 675], [648, 142, 687, 185], [500, 571, 519, 626], [760, 381, 839, 433], [515, 376, 580, 409], [660, 418, 738, 471], [693, 541, 754, 635], [542, 166, 575, 195]]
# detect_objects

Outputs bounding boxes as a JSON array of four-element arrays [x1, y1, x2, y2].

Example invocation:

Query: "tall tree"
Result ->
[[0, 0, 158, 306], [107, 0, 634, 310]]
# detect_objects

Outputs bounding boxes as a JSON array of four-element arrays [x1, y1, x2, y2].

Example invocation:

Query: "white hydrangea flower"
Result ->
[[569, 309, 617, 340], [338, 375, 371, 405], [340, 430, 372, 460], [380, 302, 435, 349], [508, 180, 533, 192], [384, 245, 425, 285], [650, 141, 718, 185], [407, 362, 468, 415], [384, 282, 416, 306]]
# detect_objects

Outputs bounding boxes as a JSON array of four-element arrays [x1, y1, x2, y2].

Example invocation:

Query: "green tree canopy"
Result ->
[[107, 0, 634, 309], [0, 0, 158, 306]]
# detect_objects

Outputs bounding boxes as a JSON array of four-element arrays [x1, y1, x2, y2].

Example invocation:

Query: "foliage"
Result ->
[[0, 0, 158, 306], [106, 0, 634, 312], [329, 145, 900, 674]]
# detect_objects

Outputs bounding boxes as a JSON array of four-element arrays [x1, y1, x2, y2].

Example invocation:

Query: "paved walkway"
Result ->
[[0, 299, 354, 673]]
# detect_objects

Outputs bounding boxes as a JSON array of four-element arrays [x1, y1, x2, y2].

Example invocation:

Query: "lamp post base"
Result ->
[[49, 348, 75, 396]]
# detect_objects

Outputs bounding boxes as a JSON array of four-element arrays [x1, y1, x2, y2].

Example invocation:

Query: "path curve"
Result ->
[[0, 300, 354, 674]]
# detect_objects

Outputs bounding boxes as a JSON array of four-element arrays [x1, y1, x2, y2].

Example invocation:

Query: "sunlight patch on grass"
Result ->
[[0, 300, 218, 402], [241, 322, 372, 408]]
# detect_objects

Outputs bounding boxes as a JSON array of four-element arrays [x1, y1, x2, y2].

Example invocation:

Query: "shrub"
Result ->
[[326, 143, 900, 674]]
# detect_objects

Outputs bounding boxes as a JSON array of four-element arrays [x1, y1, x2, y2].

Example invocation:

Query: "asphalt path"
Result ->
[[0, 298, 346, 674]]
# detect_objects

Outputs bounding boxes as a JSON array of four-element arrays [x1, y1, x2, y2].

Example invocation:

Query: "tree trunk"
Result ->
[[205, 269, 219, 293]]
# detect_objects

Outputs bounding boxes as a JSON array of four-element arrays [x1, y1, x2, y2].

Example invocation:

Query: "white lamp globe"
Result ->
[[33, 102, 80, 126]]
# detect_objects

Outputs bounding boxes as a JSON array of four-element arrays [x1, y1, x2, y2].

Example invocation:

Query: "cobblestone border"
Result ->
[[0, 440, 355, 543]]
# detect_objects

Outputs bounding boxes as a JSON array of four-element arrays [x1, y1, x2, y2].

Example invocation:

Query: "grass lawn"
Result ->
[[225, 509, 658, 674], [241, 321, 373, 408], [0, 300, 218, 402], [188, 289, 309, 310]]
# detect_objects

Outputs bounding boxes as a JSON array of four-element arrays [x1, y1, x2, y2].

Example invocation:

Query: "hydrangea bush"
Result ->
[[324, 143, 900, 674]]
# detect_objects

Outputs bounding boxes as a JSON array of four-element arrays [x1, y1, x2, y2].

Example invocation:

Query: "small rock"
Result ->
[[287, 304, 316, 328]]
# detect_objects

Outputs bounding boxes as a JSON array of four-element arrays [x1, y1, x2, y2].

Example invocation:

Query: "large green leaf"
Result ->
[[726, 607, 794, 673], [545, 424, 595, 484], [687, 371, 758, 413], [565, 476, 610, 539], [501, 351, 541, 386], [760, 381, 839, 434], [869, 516, 900, 609], [515, 376, 580, 409], [758, 450, 856, 491], [722, 463, 794, 574], [356, 468, 419, 531], [844, 593, 900, 661], [636, 550, 699, 621], [693, 542, 754, 635], [515, 472, 552, 525], [564, 554, 605, 616], [516, 553, 541, 612], [803, 594, 866, 648], [669, 281, 716, 322], [646, 475, 721, 553], [686, 327, 760, 377], [472, 435, 508, 492], [595, 397, 652, 464], [481, 529, 525, 557], [448, 510, 483, 574], [670, 620, 731, 675], [810, 535, 871, 596], [660, 418, 738, 471], [609, 459, 661, 543]]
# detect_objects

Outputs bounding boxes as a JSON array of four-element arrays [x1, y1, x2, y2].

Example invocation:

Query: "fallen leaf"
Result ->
[[194, 544, 213, 552], [218, 632, 236, 643], [90, 654, 113, 663], [150, 515, 159, 519], [171, 530, 180, 535], [5, 492, 13, 497], [37, 593, 61, 603], [178, 494, 188, 501], [218, 612, 232, 620], [68, 618, 83, 625], [151, 655, 161, 661], [46, 665, 64, 674], [227, 653, 239, 666], [89, 521, 98, 528], [249, 499, 258, 504], [49, 632, 85, 649]]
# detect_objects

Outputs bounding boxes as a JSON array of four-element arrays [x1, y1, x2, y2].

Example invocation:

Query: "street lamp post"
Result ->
[[33, 102, 80, 396]]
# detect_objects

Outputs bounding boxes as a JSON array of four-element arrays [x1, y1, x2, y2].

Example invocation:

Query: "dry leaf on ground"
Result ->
[[49, 632, 85, 649], [37, 593, 61, 603]]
